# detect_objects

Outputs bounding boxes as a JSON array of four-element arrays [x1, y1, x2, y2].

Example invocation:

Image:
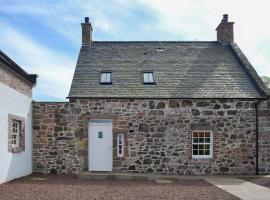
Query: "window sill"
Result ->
[[191, 157, 213, 163], [11, 147, 24, 153], [192, 156, 212, 159]]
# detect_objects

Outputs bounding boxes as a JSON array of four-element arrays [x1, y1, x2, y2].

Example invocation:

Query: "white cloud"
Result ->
[[0, 22, 75, 100], [135, 0, 270, 76], [0, 0, 129, 44]]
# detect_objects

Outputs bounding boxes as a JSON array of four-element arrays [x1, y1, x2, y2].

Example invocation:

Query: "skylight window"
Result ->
[[156, 47, 164, 52], [143, 72, 155, 84], [100, 72, 112, 84]]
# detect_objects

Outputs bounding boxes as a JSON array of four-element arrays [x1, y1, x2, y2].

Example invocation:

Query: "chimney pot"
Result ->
[[222, 14, 229, 22], [216, 14, 234, 44], [85, 17, 89, 23]]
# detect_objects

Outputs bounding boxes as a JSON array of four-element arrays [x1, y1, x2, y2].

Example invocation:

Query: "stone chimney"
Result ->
[[81, 17, 93, 46], [216, 14, 234, 44]]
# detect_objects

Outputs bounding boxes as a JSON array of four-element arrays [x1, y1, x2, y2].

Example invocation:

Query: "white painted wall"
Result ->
[[0, 83, 32, 184]]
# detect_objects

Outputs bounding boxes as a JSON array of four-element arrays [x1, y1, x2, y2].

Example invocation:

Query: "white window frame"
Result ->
[[100, 72, 112, 84], [12, 120, 20, 148], [143, 72, 155, 84], [192, 131, 213, 159], [117, 133, 124, 157]]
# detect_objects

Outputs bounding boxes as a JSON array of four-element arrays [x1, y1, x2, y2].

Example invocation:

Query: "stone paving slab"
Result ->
[[205, 177, 270, 200]]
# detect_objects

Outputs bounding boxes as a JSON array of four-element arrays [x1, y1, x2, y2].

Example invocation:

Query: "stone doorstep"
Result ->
[[30, 177, 48, 181], [78, 172, 205, 181], [78, 172, 270, 182]]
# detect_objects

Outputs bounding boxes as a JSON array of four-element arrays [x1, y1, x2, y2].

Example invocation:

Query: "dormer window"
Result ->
[[100, 72, 112, 84], [143, 72, 155, 84]]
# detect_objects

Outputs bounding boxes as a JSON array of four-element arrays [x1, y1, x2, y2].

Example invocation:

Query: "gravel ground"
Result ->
[[0, 174, 240, 200], [240, 176, 270, 189]]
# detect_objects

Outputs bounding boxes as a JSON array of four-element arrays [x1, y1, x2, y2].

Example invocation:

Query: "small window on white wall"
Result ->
[[117, 134, 124, 157], [12, 120, 20, 148]]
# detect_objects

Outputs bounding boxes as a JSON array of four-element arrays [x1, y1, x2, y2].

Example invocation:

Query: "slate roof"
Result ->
[[68, 41, 269, 99], [0, 50, 37, 85]]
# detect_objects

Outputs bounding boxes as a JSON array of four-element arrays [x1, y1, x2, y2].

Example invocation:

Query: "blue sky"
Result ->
[[0, 0, 270, 101]]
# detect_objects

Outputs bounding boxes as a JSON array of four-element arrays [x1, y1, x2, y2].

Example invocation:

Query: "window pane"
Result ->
[[193, 138, 198, 143], [193, 132, 198, 137], [199, 150, 204, 155], [199, 138, 204, 143], [101, 73, 106, 82], [143, 73, 149, 82], [193, 145, 198, 150], [106, 73, 111, 82], [205, 150, 210, 155], [199, 132, 204, 137], [199, 145, 204, 150], [193, 150, 198, 155], [98, 131, 103, 138], [118, 134, 122, 141], [204, 144, 210, 150], [205, 138, 210, 143], [148, 73, 154, 82], [205, 132, 210, 137], [117, 134, 124, 157]]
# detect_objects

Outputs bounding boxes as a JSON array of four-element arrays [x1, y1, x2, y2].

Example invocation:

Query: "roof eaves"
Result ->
[[229, 43, 270, 97], [66, 95, 267, 100], [92, 41, 218, 44], [0, 50, 37, 85]]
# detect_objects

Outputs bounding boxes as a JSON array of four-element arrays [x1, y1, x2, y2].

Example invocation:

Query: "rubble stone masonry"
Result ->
[[32, 98, 270, 175]]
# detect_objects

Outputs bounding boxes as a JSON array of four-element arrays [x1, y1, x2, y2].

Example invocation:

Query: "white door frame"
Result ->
[[88, 119, 113, 171]]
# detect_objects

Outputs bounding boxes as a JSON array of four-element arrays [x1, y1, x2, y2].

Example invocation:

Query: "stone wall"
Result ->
[[32, 99, 258, 175], [258, 99, 270, 174]]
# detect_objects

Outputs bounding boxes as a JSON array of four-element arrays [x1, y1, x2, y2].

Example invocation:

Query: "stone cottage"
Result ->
[[32, 15, 270, 175], [0, 50, 37, 184]]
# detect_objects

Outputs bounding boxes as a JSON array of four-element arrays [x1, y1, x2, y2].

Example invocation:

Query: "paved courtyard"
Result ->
[[205, 176, 270, 200], [240, 176, 270, 189], [0, 175, 239, 200]]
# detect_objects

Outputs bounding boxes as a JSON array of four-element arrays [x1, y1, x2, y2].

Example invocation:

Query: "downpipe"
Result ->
[[255, 100, 262, 175]]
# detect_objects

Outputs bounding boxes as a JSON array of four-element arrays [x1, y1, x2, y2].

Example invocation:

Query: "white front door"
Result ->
[[88, 120, 113, 171]]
